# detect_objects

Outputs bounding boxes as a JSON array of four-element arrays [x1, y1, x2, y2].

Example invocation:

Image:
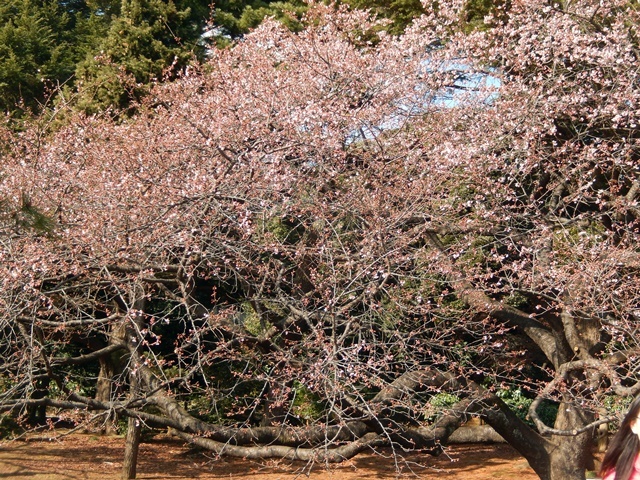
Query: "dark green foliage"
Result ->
[[0, 0, 310, 114], [341, 0, 507, 35], [423, 392, 460, 422], [0, 414, 21, 438], [212, 0, 307, 37], [265, 215, 305, 244], [0, 0, 506, 115], [461, 0, 510, 32], [342, 0, 425, 35], [504, 291, 529, 309], [291, 380, 325, 423], [14, 193, 56, 235], [72, 0, 206, 113], [0, 0, 210, 114], [496, 386, 558, 428], [0, 0, 76, 113]]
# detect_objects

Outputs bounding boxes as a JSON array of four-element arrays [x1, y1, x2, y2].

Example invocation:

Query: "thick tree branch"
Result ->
[[173, 430, 388, 462], [425, 232, 568, 368], [51, 343, 126, 366]]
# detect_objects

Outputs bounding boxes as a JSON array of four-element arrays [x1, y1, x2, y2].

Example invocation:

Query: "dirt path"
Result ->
[[0, 433, 539, 479]]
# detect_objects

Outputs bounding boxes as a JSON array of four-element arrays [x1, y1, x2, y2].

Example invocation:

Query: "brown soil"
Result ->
[[0, 432, 539, 479]]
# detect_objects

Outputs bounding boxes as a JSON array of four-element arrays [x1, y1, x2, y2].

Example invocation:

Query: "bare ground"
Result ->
[[0, 432, 539, 480]]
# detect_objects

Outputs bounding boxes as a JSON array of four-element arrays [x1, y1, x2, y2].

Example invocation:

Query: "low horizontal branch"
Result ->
[[173, 429, 388, 462], [51, 343, 126, 366], [16, 313, 120, 328]]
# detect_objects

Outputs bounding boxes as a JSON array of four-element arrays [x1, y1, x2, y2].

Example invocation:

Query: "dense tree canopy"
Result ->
[[0, 0, 495, 114], [0, 0, 81, 112], [0, 0, 488, 115], [71, 0, 208, 112], [1, 1, 639, 480], [212, 0, 308, 38], [0, 0, 307, 114]]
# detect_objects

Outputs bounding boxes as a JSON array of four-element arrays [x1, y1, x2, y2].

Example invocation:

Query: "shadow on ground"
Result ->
[[0, 433, 538, 479]]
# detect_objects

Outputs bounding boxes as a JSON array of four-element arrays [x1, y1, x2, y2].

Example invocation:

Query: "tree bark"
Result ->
[[96, 323, 127, 434], [122, 416, 142, 480], [448, 424, 504, 443], [173, 430, 387, 462], [122, 346, 142, 479], [121, 289, 146, 479]]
